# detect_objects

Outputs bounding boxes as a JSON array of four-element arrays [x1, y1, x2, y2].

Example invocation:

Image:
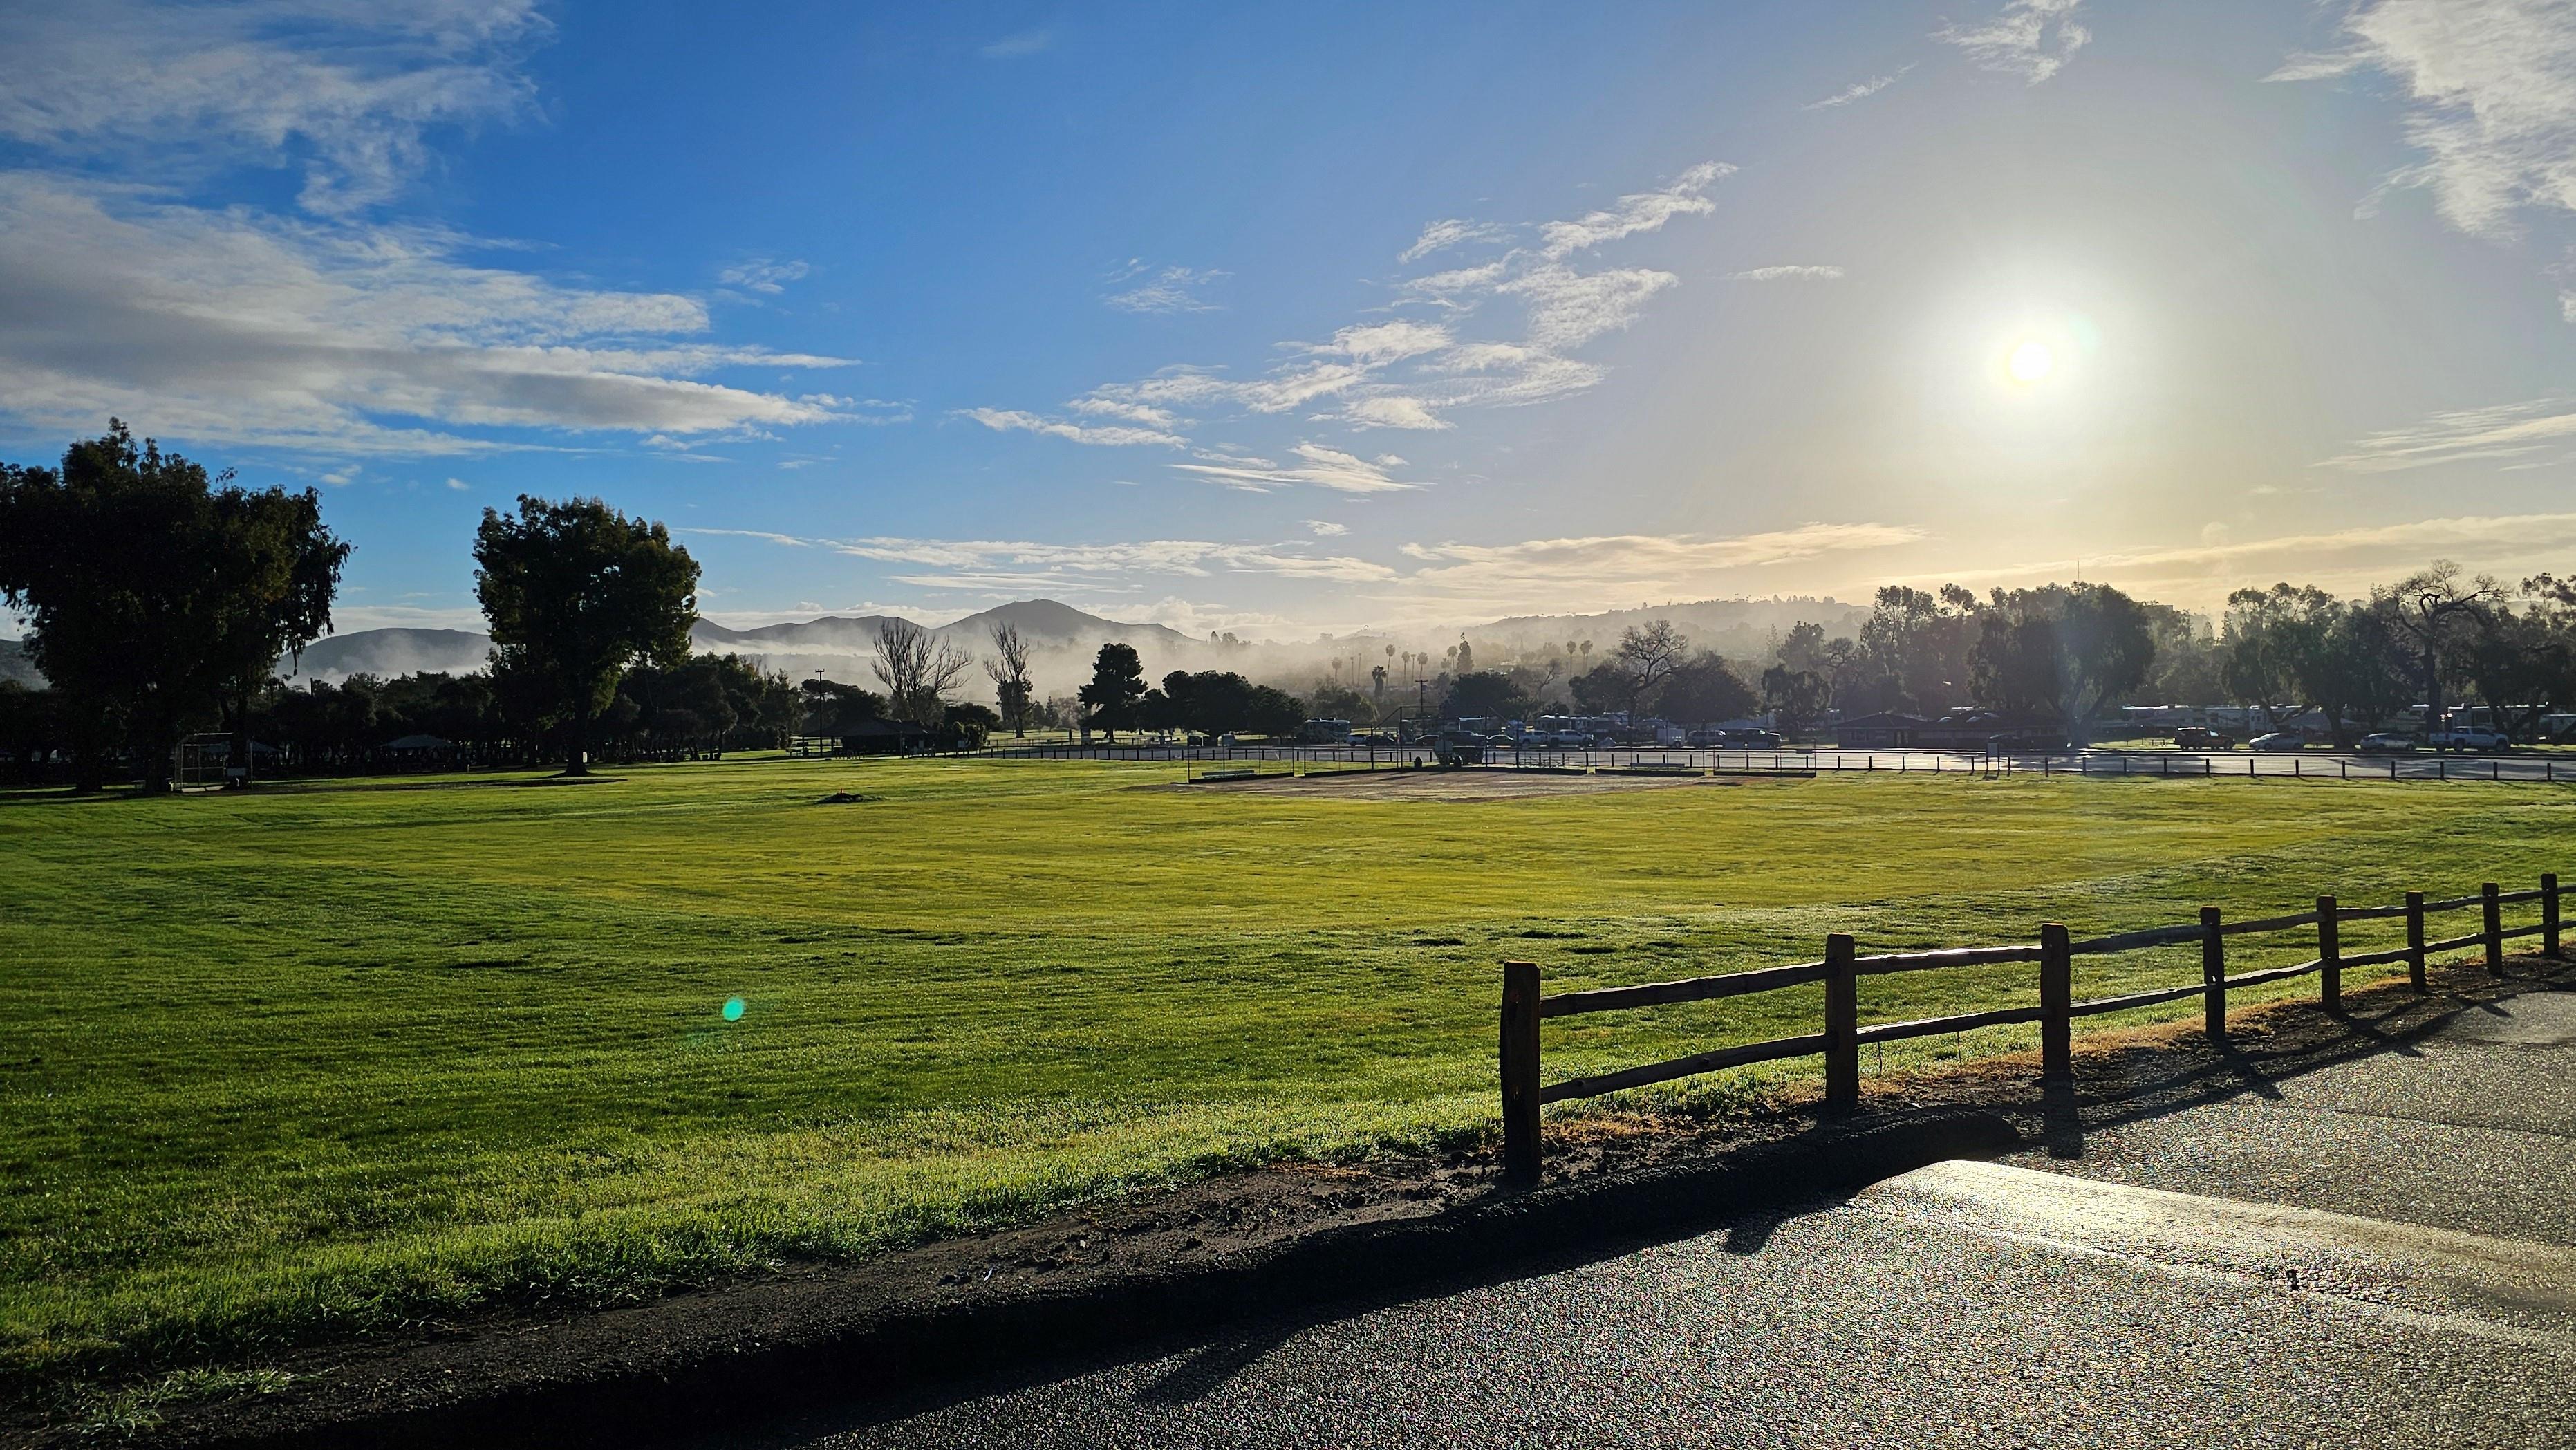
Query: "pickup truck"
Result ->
[[2427, 728, 2511, 752]]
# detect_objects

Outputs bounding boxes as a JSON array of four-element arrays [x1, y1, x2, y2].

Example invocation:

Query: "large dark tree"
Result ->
[[1442, 669, 1524, 722], [0, 422, 348, 793], [1657, 653, 1758, 724], [1970, 584, 2154, 744], [474, 495, 698, 775], [1078, 642, 1147, 740]]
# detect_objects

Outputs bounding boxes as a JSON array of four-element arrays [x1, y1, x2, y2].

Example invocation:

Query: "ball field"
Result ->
[[3, 756, 2570, 1401]]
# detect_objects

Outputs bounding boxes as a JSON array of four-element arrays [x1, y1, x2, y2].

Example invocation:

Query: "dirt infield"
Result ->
[[1186, 769, 1795, 801]]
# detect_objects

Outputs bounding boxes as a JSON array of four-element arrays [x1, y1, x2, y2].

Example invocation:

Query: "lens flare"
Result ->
[[721, 997, 746, 1022], [2007, 340, 2054, 384]]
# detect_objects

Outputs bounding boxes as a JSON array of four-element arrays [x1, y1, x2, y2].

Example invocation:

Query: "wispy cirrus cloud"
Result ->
[[1399, 218, 1513, 263], [1806, 66, 1914, 109], [719, 258, 811, 295], [1728, 264, 1845, 281], [958, 407, 1188, 448], [979, 28, 1054, 59], [0, 0, 548, 216], [1536, 162, 1733, 259], [1103, 263, 1227, 314], [962, 161, 1731, 458], [0, 3, 855, 459], [0, 176, 857, 456], [1170, 442, 1421, 493], [1939, 0, 2090, 85], [682, 519, 1921, 622], [2268, 0, 2576, 241], [682, 528, 1399, 585], [2315, 396, 2576, 472]]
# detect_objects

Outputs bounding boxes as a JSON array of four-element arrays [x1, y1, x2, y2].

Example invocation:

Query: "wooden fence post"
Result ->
[[2201, 907, 2225, 1039], [2317, 895, 2340, 1011], [2483, 881, 2505, 975], [2545, 873, 2562, 960], [2040, 924, 2071, 1081], [1824, 933, 1859, 1113], [2406, 891, 2427, 992], [1500, 961, 1541, 1184]]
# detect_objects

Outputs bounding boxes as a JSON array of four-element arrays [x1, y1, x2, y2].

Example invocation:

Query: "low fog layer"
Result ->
[[245, 596, 1867, 703]]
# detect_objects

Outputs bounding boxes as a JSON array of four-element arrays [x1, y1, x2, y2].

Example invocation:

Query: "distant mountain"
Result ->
[[274, 602, 1209, 689], [283, 627, 493, 682], [940, 599, 1199, 650]]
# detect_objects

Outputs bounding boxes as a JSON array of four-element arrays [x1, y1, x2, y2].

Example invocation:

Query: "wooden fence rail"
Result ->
[[1498, 871, 2566, 1182]]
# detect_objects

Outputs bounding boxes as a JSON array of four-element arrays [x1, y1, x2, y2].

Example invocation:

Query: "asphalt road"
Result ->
[[752, 989, 2576, 1450]]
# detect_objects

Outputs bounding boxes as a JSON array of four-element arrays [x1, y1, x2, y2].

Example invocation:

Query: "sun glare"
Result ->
[[2006, 340, 2055, 384]]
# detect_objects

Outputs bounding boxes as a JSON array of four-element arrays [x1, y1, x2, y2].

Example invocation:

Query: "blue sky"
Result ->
[[6, 0, 2576, 638]]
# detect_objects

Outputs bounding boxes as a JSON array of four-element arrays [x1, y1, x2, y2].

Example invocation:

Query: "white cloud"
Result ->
[[1497, 264, 1680, 350], [1806, 66, 1914, 109], [444, 476, 469, 490], [1312, 320, 1454, 365], [964, 162, 1728, 461], [1170, 442, 1422, 494], [845, 398, 914, 425], [1305, 519, 1350, 536], [0, 177, 853, 455], [1728, 264, 1846, 281], [685, 527, 814, 548], [0, 0, 548, 216], [1536, 162, 1733, 259], [2268, 0, 2576, 240], [702, 530, 1399, 585], [980, 28, 1054, 59], [1400, 218, 1513, 263], [1400, 259, 1511, 304], [2315, 396, 2576, 471], [958, 407, 1188, 448], [719, 258, 811, 294], [1939, 0, 2091, 85], [1341, 395, 1450, 430], [1104, 265, 1226, 314]]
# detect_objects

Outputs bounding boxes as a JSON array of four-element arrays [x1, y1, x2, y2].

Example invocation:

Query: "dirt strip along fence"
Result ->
[[1497, 871, 2568, 1182]]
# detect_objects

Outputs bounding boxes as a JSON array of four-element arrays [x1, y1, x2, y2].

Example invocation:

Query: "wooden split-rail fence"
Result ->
[[1498, 871, 2568, 1182]]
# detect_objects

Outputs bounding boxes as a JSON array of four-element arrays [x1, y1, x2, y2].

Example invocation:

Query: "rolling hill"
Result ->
[[270, 602, 1208, 689]]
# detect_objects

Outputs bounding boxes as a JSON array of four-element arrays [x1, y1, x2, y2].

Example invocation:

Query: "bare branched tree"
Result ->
[[872, 617, 973, 725], [2371, 561, 2503, 732], [1612, 620, 1688, 712], [984, 622, 1034, 736]]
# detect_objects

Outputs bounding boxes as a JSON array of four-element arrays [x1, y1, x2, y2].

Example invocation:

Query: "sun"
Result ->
[[2006, 340, 2055, 384]]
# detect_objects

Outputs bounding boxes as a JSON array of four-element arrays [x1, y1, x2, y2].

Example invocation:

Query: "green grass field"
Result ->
[[4, 757, 2570, 1402]]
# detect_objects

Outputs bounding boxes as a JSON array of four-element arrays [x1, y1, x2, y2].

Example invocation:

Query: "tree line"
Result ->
[[6, 422, 2571, 790], [0, 425, 1323, 788]]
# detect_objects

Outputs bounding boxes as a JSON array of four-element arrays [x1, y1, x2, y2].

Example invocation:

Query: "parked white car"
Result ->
[[2248, 732, 2306, 752], [2356, 732, 2418, 754]]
